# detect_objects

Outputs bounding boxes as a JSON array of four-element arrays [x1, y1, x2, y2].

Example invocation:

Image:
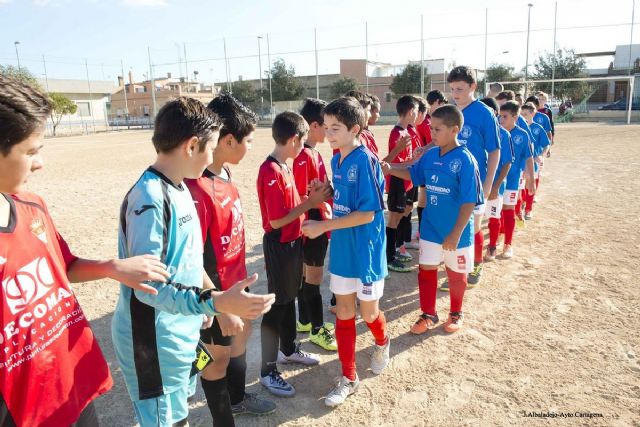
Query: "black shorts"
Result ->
[[200, 315, 232, 347], [405, 187, 418, 205], [387, 176, 407, 213], [303, 233, 328, 267], [263, 231, 303, 305]]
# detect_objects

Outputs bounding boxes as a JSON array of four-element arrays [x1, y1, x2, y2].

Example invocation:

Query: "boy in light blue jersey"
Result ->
[[526, 95, 553, 141], [521, 102, 551, 219], [383, 105, 483, 335], [302, 97, 389, 408], [113, 97, 275, 427]]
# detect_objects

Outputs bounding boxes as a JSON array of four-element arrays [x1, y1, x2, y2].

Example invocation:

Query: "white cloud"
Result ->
[[122, 0, 167, 6]]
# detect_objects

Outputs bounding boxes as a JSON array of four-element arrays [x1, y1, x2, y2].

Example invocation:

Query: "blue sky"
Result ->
[[0, 0, 636, 84]]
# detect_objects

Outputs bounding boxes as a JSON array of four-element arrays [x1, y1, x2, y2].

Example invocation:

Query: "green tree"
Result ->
[[329, 77, 359, 99], [0, 65, 41, 87], [390, 63, 430, 97], [532, 48, 589, 101], [49, 93, 77, 136], [230, 80, 260, 111], [486, 63, 519, 83], [262, 58, 305, 102]]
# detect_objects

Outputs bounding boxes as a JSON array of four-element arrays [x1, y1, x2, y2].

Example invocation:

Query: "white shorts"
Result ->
[[330, 274, 384, 301], [518, 172, 526, 190], [473, 203, 486, 216], [486, 196, 504, 219], [503, 189, 519, 206], [418, 240, 474, 273]]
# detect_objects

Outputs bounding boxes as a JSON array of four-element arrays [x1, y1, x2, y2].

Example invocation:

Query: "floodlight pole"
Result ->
[[421, 14, 425, 97], [524, 3, 533, 98], [315, 28, 320, 99], [258, 36, 264, 115], [551, 1, 558, 98]]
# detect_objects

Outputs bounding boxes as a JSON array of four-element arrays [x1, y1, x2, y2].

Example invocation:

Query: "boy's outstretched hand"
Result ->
[[214, 273, 275, 319], [111, 254, 170, 295], [380, 161, 392, 175], [308, 180, 333, 205], [302, 220, 326, 239]]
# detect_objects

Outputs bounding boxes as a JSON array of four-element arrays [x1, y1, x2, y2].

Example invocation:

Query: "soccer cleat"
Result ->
[[310, 326, 337, 351], [404, 240, 420, 250], [410, 313, 439, 335], [370, 337, 390, 374], [439, 280, 450, 292], [443, 312, 464, 333], [388, 259, 413, 273], [467, 264, 482, 288], [296, 321, 311, 333], [277, 344, 320, 365], [516, 216, 526, 230], [325, 375, 359, 407], [396, 247, 413, 262], [502, 245, 514, 259], [260, 370, 295, 397], [231, 392, 276, 416], [524, 211, 533, 220], [484, 246, 497, 262]]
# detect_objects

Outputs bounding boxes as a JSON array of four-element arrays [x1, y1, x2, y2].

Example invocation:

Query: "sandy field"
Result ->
[[25, 123, 640, 426]]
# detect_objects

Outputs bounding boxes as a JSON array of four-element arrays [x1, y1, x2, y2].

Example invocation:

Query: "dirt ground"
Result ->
[[26, 123, 640, 426]]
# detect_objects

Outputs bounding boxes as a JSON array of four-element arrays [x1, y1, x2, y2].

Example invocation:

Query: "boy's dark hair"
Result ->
[[431, 104, 463, 128], [446, 66, 477, 85], [489, 82, 504, 92], [344, 90, 371, 109], [480, 97, 499, 114], [0, 75, 52, 156], [515, 93, 523, 99], [525, 95, 540, 107], [152, 97, 221, 153], [396, 95, 419, 116], [300, 97, 328, 126], [415, 96, 428, 113], [323, 97, 365, 136], [207, 91, 257, 142], [272, 111, 309, 145], [521, 102, 536, 113], [500, 100, 521, 116], [426, 89, 447, 105], [368, 94, 381, 111], [496, 90, 515, 101]]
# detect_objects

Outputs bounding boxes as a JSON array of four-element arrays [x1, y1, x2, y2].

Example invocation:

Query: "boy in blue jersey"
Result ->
[[480, 98, 514, 262], [496, 91, 533, 140], [526, 95, 553, 142], [382, 105, 483, 335], [446, 66, 500, 287], [498, 101, 536, 259], [113, 97, 276, 427], [302, 97, 389, 408], [521, 102, 551, 220]]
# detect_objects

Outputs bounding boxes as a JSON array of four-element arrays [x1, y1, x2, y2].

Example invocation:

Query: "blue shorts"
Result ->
[[133, 376, 196, 427]]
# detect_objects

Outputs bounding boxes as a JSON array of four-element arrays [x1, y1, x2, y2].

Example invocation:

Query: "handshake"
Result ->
[[302, 179, 333, 239]]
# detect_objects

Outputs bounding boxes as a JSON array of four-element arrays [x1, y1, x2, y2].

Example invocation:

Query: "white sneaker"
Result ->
[[370, 338, 390, 375], [404, 240, 420, 250], [324, 375, 359, 407], [260, 369, 296, 397], [502, 245, 514, 259], [277, 344, 320, 365]]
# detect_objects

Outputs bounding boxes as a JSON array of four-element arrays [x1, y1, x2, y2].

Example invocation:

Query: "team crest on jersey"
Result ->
[[513, 134, 523, 145], [532, 127, 540, 135], [430, 195, 438, 205], [333, 189, 340, 201], [347, 165, 358, 183], [460, 125, 472, 139], [430, 174, 439, 183], [449, 158, 462, 173], [30, 217, 47, 244]]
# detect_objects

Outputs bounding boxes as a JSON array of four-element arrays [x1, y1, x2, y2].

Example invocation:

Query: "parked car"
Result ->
[[598, 99, 640, 110]]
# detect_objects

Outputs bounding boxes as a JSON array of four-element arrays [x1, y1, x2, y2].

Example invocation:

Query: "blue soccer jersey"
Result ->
[[409, 145, 483, 248], [495, 126, 515, 195], [517, 115, 534, 140], [534, 111, 552, 133], [329, 145, 387, 283], [457, 99, 500, 182], [505, 126, 533, 191], [529, 122, 551, 173], [112, 167, 216, 402]]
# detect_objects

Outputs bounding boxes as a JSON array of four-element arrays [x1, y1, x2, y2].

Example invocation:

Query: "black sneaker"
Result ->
[[231, 392, 276, 416], [467, 264, 482, 287], [388, 259, 413, 273]]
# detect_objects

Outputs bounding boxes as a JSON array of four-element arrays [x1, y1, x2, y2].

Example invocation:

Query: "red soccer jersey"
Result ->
[[386, 125, 414, 192], [186, 168, 247, 291], [415, 116, 432, 147], [0, 192, 112, 427], [293, 144, 328, 200], [257, 156, 303, 243], [360, 129, 380, 159]]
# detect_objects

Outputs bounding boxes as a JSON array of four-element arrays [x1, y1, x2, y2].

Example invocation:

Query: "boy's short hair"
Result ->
[[489, 82, 504, 92], [396, 95, 419, 117], [535, 91, 548, 99], [431, 104, 463, 128], [0, 75, 52, 156], [207, 92, 257, 142], [521, 102, 536, 113], [343, 90, 371, 109], [500, 100, 521, 116], [152, 97, 221, 153], [447, 66, 477, 85], [525, 95, 540, 107], [414, 96, 428, 113], [496, 90, 515, 101], [272, 111, 309, 145], [300, 97, 328, 126], [426, 89, 447, 105], [480, 97, 499, 114], [515, 93, 523, 99], [323, 97, 365, 135], [368, 94, 381, 111]]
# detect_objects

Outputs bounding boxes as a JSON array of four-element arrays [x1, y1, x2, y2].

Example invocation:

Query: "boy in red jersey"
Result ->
[[293, 98, 337, 351], [368, 94, 381, 127], [186, 93, 276, 426], [343, 90, 379, 158], [257, 112, 331, 397], [0, 75, 173, 427]]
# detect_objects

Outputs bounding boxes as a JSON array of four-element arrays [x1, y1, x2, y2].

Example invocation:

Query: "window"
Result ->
[[143, 105, 150, 116], [76, 102, 91, 117], [385, 92, 392, 103]]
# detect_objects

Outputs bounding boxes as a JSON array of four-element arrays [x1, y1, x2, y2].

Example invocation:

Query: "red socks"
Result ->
[[365, 312, 388, 346], [474, 231, 484, 264], [446, 268, 467, 313], [335, 317, 357, 381], [503, 209, 516, 245], [418, 269, 438, 315], [488, 217, 501, 247], [524, 189, 534, 213]]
